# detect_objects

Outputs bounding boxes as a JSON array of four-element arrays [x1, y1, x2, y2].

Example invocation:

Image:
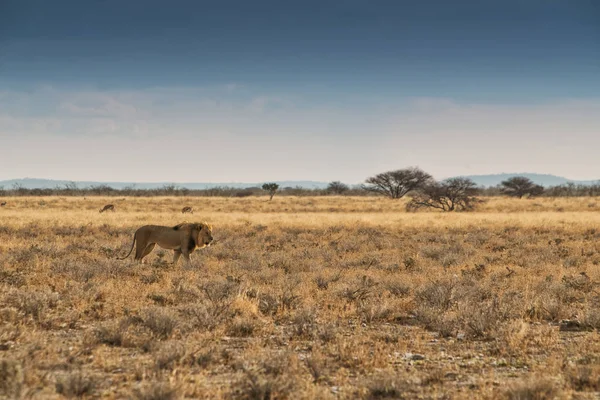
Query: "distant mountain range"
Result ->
[[0, 173, 598, 190], [458, 173, 599, 188], [0, 178, 330, 190]]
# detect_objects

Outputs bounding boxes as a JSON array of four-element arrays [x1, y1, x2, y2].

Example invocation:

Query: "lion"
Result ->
[[118, 222, 213, 264], [181, 206, 193, 214], [0, 202, 6, 207], [99, 204, 115, 213]]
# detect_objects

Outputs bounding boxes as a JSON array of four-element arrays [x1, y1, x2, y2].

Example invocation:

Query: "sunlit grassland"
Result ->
[[0, 196, 599, 399]]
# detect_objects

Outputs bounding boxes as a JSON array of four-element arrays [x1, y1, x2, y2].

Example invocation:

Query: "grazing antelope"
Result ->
[[181, 206, 193, 214], [99, 204, 115, 213]]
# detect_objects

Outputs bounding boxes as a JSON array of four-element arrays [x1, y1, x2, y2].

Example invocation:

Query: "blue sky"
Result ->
[[1, 0, 599, 183]]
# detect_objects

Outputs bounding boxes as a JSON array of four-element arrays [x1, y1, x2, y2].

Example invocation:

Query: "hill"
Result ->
[[0, 178, 329, 190], [1, 174, 598, 191], [458, 173, 599, 188]]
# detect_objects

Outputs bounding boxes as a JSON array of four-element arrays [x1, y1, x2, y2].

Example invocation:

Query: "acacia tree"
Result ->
[[327, 181, 349, 195], [362, 167, 433, 199], [500, 177, 544, 198], [407, 177, 481, 212], [262, 183, 279, 200]]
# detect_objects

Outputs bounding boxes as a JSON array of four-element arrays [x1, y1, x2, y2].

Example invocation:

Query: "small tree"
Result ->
[[161, 184, 179, 194], [499, 177, 544, 198], [407, 177, 481, 212], [362, 167, 433, 199], [262, 183, 279, 200], [64, 181, 79, 191], [327, 181, 349, 195]]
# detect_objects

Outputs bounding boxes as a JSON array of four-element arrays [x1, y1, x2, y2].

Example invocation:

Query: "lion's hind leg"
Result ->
[[135, 243, 156, 263]]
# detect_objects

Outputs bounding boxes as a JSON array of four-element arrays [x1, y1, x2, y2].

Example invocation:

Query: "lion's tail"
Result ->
[[116, 232, 136, 260]]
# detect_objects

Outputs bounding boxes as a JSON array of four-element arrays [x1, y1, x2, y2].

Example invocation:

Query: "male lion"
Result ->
[[181, 206, 193, 214], [118, 222, 213, 264], [99, 204, 115, 213]]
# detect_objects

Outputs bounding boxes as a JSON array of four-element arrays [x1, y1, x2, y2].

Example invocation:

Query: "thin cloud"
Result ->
[[1, 86, 599, 182]]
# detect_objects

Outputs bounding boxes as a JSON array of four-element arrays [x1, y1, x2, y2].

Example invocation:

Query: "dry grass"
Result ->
[[1, 196, 600, 398]]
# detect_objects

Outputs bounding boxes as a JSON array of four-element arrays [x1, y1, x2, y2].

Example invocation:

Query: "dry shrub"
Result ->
[[167, 277, 199, 304], [582, 306, 600, 330], [503, 377, 558, 400], [133, 381, 179, 400], [178, 303, 215, 331], [279, 283, 302, 311], [419, 242, 472, 267], [358, 299, 393, 324], [413, 279, 523, 339], [94, 320, 127, 347], [93, 315, 151, 348], [526, 281, 577, 322], [460, 301, 506, 340], [364, 372, 410, 399], [314, 275, 330, 290], [155, 342, 186, 370], [316, 323, 338, 343], [230, 353, 300, 400], [55, 371, 95, 398], [186, 348, 215, 369], [51, 261, 103, 283], [0, 323, 20, 346], [178, 281, 240, 331], [0, 269, 26, 287], [231, 368, 292, 400], [416, 280, 454, 311], [256, 285, 301, 316], [6, 289, 59, 323], [140, 271, 162, 285], [412, 308, 457, 338], [385, 280, 411, 297], [402, 255, 418, 271], [290, 308, 316, 338], [257, 293, 279, 316], [227, 317, 256, 337], [566, 364, 600, 392], [93, 315, 160, 351], [0, 359, 23, 398], [495, 320, 530, 355], [200, 280, 240, 311], [305, 352, 330, 384], [141, 308, 178, 339], [339, 275, 377, 304]]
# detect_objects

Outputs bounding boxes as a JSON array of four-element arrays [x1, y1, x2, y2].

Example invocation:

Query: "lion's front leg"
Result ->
[[181, 249, 192, 265], [172, 250, 182, 265]]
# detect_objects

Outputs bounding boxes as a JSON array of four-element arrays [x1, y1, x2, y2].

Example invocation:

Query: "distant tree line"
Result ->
[[1, 171, 599, 209], [0, 182, 368, 198], [480, 180, 600, 197]]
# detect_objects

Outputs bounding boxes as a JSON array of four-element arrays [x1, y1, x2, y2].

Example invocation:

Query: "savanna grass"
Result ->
[[0, 196, 599, 398]]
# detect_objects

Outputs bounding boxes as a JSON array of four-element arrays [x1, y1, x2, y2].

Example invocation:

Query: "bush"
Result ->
[[55, 372, 95, 398], [407, 178, 481, 212], [141, 308, 178, 339], [133, 382, 179, 400], [327, 181, 350, 194], [0, 359, 24, 398], [503, 377, 558, 400]]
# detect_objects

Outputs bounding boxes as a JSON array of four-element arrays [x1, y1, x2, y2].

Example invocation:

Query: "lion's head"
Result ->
[[194, 222, 213, 247]]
